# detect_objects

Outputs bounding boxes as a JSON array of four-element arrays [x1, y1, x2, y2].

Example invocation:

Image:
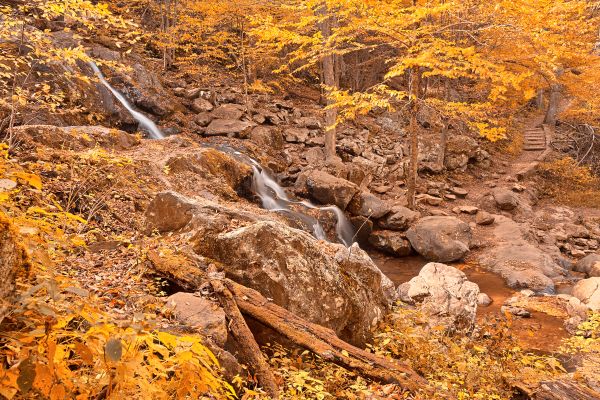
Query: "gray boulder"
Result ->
[[406, 216, 471, 262], [194, 221, 394, 345], [284, 127, 310, 143], [572, 277, 600, 310], [397, 263, 480, 331], [574, 254, 600, 278], [348, 192, 391, 219], [377, 205, 420, 231], [192, 98, 214, 113], [301, 170, 360, 210]]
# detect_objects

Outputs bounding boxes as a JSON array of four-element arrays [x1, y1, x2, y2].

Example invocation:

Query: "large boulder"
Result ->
[[193, 221, 394, 345], [572, 278, 600, 310], [397, 263, 480, 331], [574, 254, 600, 278], [377, 205, 420, 231], [477, 216, 564, 293], [300, 170, 360, 210], [406, 216, 471, 262]]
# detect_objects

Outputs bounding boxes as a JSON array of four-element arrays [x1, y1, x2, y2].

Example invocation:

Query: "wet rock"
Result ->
[[574, 253, 600, 278], [478, 293, 493, 306], [194, 221, 394, 345], [348, 192, 391, 219], [192, 98, 214, 113], [397, 263, 480, 331], [406, 216, 471, 262], [211, 103, 244, 120], [475, 211, 495, 226], [492, 188, 519, 211], [572, 278, 600, 310], [205, 119, 254, 137], [368, 230, 412, 257], [249, 126, 284, 150], [284, 127, 310, 143], [301, 170, 360, 210], [477, 216, 563, 293], [378, 205, 420, 231], [165, 292, 227, 346]]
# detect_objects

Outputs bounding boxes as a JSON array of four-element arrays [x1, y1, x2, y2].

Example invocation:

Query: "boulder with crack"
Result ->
[[193, 220, 395, 346]]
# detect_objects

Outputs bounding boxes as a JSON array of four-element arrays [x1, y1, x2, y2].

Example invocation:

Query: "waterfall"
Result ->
[[88, 61, 164, 140], [249, 159, 354, 247], [85, 67, 353, 246]]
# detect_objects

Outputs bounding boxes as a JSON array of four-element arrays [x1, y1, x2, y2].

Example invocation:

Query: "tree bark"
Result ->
[[210, 279, 280, 399], [319, 3, 338, 163], [222, 278, 430, 394], [407, 68, 421, 210], [544, 83, 561, 126]]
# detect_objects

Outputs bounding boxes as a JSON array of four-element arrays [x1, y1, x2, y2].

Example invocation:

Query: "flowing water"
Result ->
[[88, 61, 164, 139], [240, 151, 354, 246]]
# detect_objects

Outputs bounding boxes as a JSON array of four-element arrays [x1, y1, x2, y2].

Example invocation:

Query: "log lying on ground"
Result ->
[[210, 279, 280, 399], [534, 379, 600, 400], [220, 278, 429, 394]]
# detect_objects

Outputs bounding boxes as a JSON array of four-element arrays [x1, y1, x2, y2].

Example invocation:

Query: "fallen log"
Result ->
[[221, 278, 429, 394], [534, 379, 600, 400], [210, 279, 280, 399]]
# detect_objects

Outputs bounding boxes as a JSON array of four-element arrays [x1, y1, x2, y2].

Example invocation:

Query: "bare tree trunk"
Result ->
[[536, 89, 544, 110], [319, 3, 338, 163], [407, 68, 421, 209], [544, 83, 561, 126]]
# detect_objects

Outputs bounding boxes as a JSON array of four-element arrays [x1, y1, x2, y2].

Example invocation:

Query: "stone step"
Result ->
[[523, 146, 546, 151], [525, 139, 545, 143]]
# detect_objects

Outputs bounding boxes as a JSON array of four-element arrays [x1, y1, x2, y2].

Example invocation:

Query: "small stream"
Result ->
[[370, 252, 568, 353]]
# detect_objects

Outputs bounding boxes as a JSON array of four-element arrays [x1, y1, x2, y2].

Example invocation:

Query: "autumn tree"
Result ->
[[0, 0, 139, 146]]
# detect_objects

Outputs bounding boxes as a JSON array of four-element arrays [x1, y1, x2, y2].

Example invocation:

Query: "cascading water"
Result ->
[[242, 151, 354, 246], [88, 61, 164, 139], [86, 64, 352, 246]]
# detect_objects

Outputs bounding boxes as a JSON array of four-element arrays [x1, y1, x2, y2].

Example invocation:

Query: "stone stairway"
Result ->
[[523, 127, 546, 151]]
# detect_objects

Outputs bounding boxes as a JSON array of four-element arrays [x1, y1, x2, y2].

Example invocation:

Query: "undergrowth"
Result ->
[[539, 156, 600, 207], [0, 143, 235, 399]]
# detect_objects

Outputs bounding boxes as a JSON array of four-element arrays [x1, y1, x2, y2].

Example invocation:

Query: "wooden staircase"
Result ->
[[523, 127, 546, 151]]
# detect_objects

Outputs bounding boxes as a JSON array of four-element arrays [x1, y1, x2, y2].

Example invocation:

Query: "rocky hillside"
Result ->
[[2, 3, 600, 399]]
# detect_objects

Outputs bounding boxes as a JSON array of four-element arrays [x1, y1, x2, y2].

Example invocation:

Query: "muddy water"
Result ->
[[371, 252, 568, 353]]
